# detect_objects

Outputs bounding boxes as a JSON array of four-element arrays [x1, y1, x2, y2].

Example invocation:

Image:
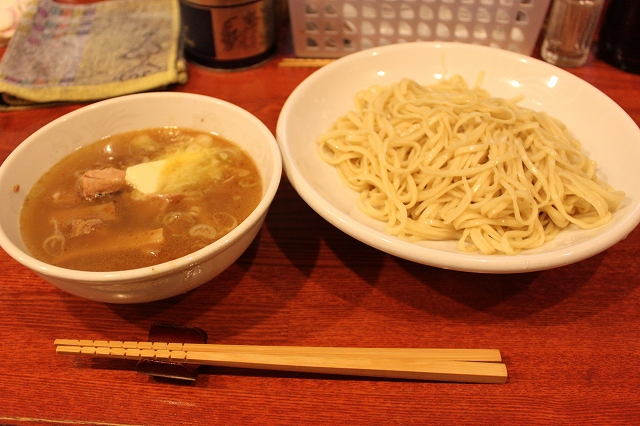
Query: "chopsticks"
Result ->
[[54, 339, 508, 384], [278, 58, 336, 68]]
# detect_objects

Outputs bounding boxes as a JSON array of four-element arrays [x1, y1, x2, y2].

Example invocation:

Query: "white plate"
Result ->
[[276, 42, 640, 273]]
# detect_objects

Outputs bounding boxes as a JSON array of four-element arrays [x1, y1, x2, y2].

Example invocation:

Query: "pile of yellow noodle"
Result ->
[[318, 75, 626, 255]]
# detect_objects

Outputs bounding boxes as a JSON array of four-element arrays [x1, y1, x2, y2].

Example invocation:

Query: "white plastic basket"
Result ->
[[288, 0, 551, 58]]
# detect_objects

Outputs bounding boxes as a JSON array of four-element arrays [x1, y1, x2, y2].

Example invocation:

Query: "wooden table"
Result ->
[[2, 20, 640, 425]]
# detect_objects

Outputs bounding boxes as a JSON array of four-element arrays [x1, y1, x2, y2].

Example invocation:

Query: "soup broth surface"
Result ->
[[20, 127, 262, 271]]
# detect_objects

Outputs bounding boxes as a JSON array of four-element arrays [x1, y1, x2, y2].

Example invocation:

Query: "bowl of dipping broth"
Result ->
[[0, 92, 281, 303]]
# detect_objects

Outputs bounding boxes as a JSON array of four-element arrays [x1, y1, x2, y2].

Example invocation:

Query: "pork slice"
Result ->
[[66, 218, 104, 238], [79, 167, 126, 199], [149, 193, 186, 212]]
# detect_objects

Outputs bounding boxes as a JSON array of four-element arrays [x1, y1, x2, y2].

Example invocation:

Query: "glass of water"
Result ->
[[541, 0, 605, 68]]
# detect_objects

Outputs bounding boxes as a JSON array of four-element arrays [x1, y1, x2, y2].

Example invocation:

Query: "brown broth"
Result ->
[[20, 127, 263, 271]]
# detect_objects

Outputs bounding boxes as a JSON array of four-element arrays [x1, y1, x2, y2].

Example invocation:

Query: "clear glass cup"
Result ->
[[541, 0, 605, 68]]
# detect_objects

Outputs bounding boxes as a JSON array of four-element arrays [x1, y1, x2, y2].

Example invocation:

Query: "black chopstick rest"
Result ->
[[136, 323, 207, 382]]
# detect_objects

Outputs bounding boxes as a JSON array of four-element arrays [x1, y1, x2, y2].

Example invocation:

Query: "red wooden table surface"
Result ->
[[1, 10, 640, 425]]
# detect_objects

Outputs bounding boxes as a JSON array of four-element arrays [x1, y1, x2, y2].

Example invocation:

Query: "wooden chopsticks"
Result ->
[[278, 58, 336, 68], [54, 339, 508, 384]]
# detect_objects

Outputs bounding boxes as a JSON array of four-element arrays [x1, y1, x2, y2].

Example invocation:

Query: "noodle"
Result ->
[[318, 75, 626, 255]]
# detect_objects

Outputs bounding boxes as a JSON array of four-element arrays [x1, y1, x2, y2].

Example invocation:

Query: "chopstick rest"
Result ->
[[54, 339, 508, 384], [138, 323, 209, 381]]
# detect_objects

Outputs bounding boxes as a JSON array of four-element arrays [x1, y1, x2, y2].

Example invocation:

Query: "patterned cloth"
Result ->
[[0, 0, 187, 109]]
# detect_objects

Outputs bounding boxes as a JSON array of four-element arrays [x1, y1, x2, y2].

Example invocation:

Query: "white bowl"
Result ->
[[0, 92, 282, 303], [276, 42, 640, 273]]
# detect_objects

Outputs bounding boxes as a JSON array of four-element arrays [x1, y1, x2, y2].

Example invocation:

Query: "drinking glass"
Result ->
[[541, 0, 604, 68]]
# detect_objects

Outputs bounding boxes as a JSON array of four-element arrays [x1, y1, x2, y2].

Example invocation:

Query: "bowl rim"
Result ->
[[0, 92, 282, 282], [276, 41, 640, 273]]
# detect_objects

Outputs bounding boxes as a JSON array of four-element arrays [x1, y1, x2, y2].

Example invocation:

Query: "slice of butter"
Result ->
[[125, 159, 168, 194]]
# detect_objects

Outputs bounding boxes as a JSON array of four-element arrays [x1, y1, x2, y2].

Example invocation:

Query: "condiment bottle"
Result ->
[[597, 0, 640, 74], [179, 0, 277, 70]]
